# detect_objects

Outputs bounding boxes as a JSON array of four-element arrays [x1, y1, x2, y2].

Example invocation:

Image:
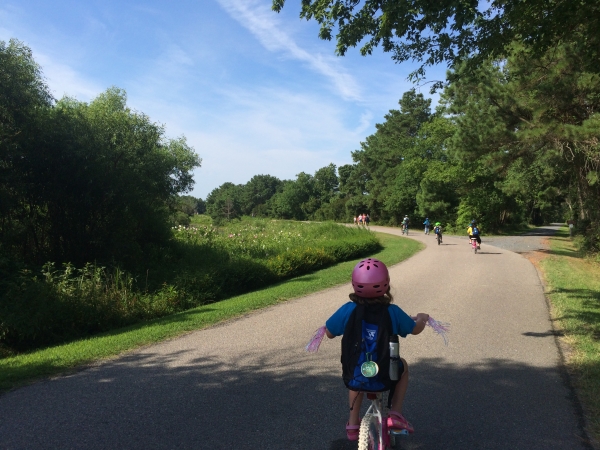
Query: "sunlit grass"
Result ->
[[541, 228, 600, 442], [1, 219, 380, 355], [0, 232, 422, 392]]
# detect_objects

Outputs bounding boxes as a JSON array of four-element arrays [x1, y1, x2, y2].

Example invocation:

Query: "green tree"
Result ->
[[414, 116, 461, 223], [0, 42, 201, 267], [240, 174, 283, 216], [173, 195, 201, 226], [0, 39, 53, 263], [337, 163, 370, 221], [205, 182, 243, 223], [313, 163, 339, 204], [442, 40, 600, 234], [350, 90, 433, 224], [196, 198, 206, 214], [269, 173, 314, 220], [273, 0, 600, 81]]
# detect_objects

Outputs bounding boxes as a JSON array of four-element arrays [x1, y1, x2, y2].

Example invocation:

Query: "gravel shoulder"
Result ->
[[482, 223, 561, 254]]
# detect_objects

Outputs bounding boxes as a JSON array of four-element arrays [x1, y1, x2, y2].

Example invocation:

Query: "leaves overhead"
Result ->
[[273, 0, 600, 80]]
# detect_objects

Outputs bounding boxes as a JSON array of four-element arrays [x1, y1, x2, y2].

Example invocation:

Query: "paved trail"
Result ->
[[0, 227, 589, 449]]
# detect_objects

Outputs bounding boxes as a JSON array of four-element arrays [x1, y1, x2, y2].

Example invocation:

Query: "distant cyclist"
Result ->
[[402, 215, 410, 234], [423, 217, 431, 235], [467, 220, 481, 249], [434, 222, 443, 243]]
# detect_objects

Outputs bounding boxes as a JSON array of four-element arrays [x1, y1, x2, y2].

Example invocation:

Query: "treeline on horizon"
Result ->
[[201, 45, 600, 249]]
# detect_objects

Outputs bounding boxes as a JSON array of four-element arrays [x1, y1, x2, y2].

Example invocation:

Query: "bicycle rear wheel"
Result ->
[[358, 413, 382, 450]]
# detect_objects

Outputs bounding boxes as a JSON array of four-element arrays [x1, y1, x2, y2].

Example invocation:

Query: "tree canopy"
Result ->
[[0, 39, 201, 267], [272, 0, 600, 80]]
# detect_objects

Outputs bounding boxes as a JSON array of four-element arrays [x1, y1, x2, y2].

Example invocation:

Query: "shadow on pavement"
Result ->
[[0, 346, 593, 450], [522, 225, 562, 237], [522, 247, 581, 258], [523, 330, 565, 338]]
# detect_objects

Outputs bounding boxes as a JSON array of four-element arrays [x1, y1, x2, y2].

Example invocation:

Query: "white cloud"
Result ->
[[36, 53, 104, 101], [1, 0, 439, 201], [177, 85, 366, 197], [216, 0, 361, 101]]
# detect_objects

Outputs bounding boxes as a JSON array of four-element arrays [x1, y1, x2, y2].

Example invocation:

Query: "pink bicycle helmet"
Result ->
[[351, 258, 390, 298]]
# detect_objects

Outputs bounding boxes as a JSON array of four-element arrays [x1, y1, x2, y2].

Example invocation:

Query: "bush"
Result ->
[[0, 220, 380, 353]]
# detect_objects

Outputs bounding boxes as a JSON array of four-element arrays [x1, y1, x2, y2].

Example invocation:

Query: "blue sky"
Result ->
[[1, 0, 446, 199]]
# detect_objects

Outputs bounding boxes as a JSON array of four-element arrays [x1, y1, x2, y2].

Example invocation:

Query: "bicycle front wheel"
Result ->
[[358, 413, 383, 450]]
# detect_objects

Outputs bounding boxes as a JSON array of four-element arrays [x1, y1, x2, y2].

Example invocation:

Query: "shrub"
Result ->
[[0, 220, 380, 353]]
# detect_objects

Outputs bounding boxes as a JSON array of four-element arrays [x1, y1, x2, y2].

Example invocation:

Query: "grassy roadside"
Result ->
[[0, 232, 422, 393], [540, 228, 600, 444]]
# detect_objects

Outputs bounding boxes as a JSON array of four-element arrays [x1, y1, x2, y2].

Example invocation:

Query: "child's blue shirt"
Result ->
[[326, 302, 415, 337]]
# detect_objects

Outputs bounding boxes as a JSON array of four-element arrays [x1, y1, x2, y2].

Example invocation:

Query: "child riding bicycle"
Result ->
[[324, 258, 429, 441], [401, 215, 410, 234], [434, 222, 443, 243], [467, 220, 481, 249]]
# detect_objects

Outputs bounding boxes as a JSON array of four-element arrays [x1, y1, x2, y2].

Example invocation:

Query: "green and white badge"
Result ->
[[360, 353, 379, 377]]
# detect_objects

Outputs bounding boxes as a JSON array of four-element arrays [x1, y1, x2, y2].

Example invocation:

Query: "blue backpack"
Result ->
[[341, 303, 393, 392], [472, 226, 480, 235]]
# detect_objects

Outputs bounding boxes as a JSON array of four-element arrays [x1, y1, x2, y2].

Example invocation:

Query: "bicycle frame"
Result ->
[[358, 392, 408, 450], [470, 237, 478, 254]]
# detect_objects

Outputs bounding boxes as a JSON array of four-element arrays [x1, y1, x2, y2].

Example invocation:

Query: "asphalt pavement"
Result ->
[[0, 225, 590, 449]]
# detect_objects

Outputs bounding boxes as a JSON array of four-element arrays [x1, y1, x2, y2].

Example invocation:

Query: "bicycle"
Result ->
[[358, 391, 408, 450], [305, 319, 451, 450], [436, 233, 442, 245], [401, 225, 409, 236], [470, 236, 478, 254]]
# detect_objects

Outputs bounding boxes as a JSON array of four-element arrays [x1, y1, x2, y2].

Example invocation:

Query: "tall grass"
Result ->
[[541, 228, 600, 442], [0, 232, 422, 392], [0, 219, 379, 354]]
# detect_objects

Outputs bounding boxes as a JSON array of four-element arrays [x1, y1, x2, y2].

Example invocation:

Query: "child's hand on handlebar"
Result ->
[[410, 313, 430, 335], [412, 313, 430, 323]]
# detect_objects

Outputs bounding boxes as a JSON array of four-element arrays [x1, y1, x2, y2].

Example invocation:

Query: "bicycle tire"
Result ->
[[358, 413, 382, 450], [437, 235, 441, 245]]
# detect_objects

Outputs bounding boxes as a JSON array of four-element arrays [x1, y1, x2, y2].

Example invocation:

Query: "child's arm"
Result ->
[[411, 313, 430, 335], [325, 328, 335, 339]]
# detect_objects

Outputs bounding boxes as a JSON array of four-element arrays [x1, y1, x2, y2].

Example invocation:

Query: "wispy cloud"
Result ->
[[216, 0, 361, 101], [174, 84, 365, 197], [36, 53, 104, 101]]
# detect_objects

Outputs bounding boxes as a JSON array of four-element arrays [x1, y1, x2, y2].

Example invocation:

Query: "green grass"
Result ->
[[0, 232, 422, 393], [1, 219, 380, 354], [540, 228, 600, 443]]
